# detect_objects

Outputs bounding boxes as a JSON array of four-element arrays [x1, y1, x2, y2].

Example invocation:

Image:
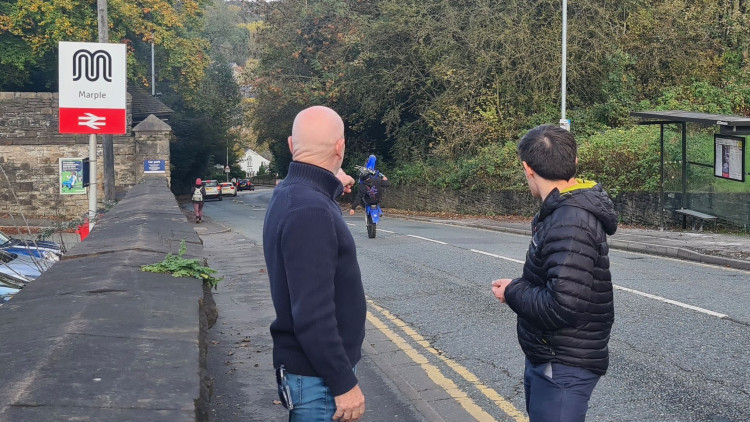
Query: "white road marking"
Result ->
[[379, 229, 395, 233], [469, 249, 729, 319], [613, 285, 728, 319], [470, 249, 526, 264], [370, 222, 732, 320], [347, 223, 355, 227], [407, 235, 447, 245]]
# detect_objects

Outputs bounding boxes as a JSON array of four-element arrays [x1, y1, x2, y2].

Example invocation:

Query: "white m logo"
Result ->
[[72, 49, 112, 82]]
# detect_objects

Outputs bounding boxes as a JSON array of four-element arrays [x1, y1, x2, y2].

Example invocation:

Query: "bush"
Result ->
[[577, 126, 662, 196]]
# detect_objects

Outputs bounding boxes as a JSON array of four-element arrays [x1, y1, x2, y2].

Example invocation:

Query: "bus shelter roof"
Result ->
[[631, 110, 750, 134]]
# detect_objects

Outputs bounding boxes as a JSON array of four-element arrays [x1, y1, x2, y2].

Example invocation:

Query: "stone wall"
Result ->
[[0, 177, 211, 421], [382, 185, 750, 230], [0, 92, 170, 221]]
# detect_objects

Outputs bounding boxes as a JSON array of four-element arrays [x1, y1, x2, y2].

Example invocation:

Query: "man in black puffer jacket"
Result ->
[[492, 124, 618, 422]]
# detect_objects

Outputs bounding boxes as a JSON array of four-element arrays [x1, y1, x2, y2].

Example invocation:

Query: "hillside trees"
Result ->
[[248, 0, 750, 193], [249, 0, 363, 176], [0, 0, 211, 99], [250, 0, 627, 173]]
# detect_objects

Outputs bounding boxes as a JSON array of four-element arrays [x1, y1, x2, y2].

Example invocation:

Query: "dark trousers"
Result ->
[[524, 359, 600, 422]]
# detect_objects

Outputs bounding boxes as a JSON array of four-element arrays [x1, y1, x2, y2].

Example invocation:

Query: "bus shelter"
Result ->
[[630, 111, 750, 230]]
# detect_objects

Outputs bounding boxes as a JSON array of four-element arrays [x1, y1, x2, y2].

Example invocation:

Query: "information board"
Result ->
[[59, 158, 86, 194], [714, 134, 746, 182]]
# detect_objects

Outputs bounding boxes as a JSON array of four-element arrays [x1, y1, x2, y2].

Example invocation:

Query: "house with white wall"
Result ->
[[239, 148, 270, 177]]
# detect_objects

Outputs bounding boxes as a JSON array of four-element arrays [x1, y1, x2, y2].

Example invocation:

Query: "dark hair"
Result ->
[[517, 124, 577, 181]]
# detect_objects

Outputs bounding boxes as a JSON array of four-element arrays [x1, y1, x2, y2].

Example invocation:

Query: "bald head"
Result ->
[[288, 106, 346, 173]]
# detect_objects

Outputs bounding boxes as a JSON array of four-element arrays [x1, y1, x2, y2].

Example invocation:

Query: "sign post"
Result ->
[[59, 41, 126, 229]]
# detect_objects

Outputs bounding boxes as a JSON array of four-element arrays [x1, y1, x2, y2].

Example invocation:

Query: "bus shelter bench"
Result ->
[[674, 208, 717, 231]]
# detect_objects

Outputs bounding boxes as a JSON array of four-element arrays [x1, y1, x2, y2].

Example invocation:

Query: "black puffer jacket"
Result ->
[[505, 181, 618, 375]]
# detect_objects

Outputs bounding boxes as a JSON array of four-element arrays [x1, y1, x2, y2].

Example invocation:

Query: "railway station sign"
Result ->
[[58, 41, 127, 134]]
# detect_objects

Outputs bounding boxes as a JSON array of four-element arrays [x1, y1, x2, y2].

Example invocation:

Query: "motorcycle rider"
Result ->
[[349, 155, 390, 216]]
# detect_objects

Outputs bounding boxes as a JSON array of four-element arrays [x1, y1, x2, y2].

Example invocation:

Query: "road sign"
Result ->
[[58, 41, 127, 134]]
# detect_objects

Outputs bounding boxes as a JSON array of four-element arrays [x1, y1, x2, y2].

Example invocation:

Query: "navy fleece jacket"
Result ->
[[263, 162, 366, 396]]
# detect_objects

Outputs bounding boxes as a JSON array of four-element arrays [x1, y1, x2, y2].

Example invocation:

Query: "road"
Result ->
[[202, 187, 750, 422]]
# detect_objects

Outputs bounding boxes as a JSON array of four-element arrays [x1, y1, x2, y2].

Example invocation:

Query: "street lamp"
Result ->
[[226, 144, 230, 182], [560, 0, 570, 131]]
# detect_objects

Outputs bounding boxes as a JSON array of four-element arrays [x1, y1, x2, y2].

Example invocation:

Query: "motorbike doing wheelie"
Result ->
[[354, 155, 389, 239]]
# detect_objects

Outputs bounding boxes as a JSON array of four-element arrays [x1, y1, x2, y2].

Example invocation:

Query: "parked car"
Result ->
[[0, 230, 62, 261], [0, 271, 27, 304], [219, 182, 237, 197], [0, 250, 43, 281], [203, 179, 222, 201], [236, 179, 254, 191]]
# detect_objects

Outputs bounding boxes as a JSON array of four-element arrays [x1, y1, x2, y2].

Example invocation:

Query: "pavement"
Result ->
[[187, 210, 749, 422]]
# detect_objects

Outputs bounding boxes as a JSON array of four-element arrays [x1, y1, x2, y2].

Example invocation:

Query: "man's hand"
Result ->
[[336, 169, 355, 195], [333, 384, 365, 421], [349, 209, 355, 216], [492, 279, 513, 303]]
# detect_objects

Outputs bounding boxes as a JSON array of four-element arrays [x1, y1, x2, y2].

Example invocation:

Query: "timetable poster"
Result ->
[[714, 134, 745, 182]]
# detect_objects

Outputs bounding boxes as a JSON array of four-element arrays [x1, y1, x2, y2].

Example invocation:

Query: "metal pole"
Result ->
[[660, 124, 664, 231], [88, 134, 97, 230], [151, 41, 155, 96], [561, 0, 567, 121], [681, 122, 688, 229], [98, 0, 115, 202], [226, 145, 229, 182]]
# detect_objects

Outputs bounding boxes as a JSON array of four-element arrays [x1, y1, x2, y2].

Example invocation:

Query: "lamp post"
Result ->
[[226, 144, 230, 182], [560, 0, 570, 131]]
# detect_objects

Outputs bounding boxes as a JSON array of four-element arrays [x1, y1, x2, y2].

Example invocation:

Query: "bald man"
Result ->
[[263, 106, 366, 422]]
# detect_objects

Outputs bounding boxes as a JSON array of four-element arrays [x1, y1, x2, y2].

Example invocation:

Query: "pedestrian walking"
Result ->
[[263, 106, 366, 422], [492, 124, 618, 422], [192, 178, 206, 223]]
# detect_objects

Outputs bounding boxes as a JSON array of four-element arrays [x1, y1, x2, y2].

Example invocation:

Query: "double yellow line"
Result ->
[[367, 300, 528, 422]]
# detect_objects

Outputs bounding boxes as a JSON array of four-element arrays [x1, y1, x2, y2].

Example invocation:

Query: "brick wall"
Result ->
[[0, 92, 170, 221]]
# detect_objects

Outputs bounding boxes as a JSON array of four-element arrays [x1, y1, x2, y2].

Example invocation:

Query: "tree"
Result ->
[[203, 0, 252, 64], [169, 60, 242, 192], [249, 0, 363, 176]]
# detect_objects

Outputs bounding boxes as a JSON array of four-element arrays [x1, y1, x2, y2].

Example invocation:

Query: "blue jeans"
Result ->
[[524, 359, 600, 422], [278, 368, 356, 422]]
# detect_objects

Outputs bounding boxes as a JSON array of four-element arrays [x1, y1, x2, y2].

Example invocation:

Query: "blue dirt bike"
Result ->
[[364, 201, 382, 238]]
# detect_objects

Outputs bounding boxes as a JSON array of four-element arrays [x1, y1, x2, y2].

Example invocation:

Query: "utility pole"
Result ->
[[98, 0, 116, 202]]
